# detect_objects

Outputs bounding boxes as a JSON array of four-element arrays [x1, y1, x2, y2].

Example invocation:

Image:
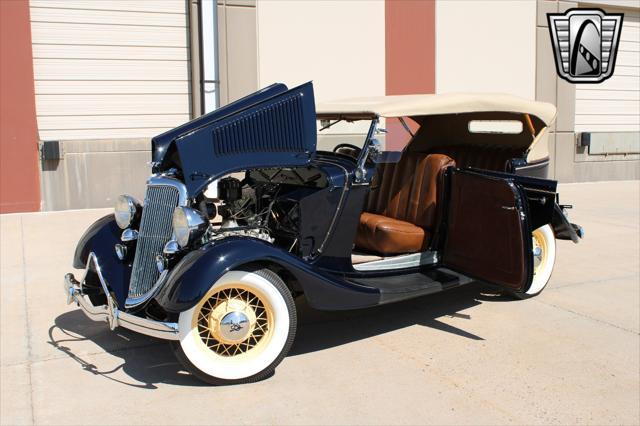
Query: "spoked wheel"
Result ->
[[173, 268, 296, 385], [512, 224, 556, 299]]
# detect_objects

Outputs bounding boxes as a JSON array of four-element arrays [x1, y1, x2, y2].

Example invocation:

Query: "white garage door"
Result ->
[[575, 10, 639, 133], [30, 0, 191, 141]]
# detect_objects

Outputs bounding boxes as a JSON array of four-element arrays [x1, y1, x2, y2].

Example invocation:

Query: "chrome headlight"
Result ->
[[114, 195, 141, 230], [172, 207, 208, 248]]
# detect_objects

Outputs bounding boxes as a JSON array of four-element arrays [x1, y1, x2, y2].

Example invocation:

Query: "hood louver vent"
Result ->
[[213, 95, 307, 156]]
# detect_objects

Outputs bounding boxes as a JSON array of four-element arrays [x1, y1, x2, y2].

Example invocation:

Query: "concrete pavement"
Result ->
[[1, 181, 639, 425]]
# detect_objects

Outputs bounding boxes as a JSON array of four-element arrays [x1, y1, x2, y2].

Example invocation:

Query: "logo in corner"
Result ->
[[547, 9, 623, 83]]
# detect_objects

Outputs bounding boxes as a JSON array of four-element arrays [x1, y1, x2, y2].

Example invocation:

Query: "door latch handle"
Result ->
[[502, 206, 516, 210]]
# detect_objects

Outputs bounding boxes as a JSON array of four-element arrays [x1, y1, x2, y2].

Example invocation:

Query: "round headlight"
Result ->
[[173, 207, 208, 248], [114, 195, 140, 230]]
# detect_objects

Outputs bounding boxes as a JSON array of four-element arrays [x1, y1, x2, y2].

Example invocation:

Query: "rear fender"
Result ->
[[154, 237, 379, 313]]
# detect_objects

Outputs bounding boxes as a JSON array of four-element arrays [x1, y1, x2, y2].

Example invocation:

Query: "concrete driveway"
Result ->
[[1, 181, 639, 425]]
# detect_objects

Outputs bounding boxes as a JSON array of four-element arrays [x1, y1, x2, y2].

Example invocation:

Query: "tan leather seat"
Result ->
[[355, 153, 455, 255], [432, 145, 521, 172]]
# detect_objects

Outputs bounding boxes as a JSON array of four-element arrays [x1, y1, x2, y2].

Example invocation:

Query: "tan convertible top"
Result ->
[[316, 93, 557, 126]]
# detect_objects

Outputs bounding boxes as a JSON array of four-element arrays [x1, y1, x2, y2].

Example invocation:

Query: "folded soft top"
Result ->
[[316, 93, 557, 126]]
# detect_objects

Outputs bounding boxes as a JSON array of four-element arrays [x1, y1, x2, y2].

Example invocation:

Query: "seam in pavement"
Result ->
[[20, 217, 35, 426], [548, 273, 640, 291], [3, 341, 166, 369], [533, 297, 639, 335], [576, 219, 640, 231]]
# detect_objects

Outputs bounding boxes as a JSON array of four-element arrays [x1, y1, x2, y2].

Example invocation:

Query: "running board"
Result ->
[[349, 268, 474, 304], [353, 250, 438, 272]]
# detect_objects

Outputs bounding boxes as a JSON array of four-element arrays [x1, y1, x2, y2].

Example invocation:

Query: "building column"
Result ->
[[0, 0, 41, 213], [385, 0, 436, 150]]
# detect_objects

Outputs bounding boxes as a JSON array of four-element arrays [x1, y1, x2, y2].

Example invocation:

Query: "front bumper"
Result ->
[[64, 253, 179, 340]]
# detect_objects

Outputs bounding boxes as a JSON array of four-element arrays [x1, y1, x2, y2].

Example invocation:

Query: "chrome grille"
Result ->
[[128, 184, 180, 299]]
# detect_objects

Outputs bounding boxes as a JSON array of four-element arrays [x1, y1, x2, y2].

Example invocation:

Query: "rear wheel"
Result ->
[[173, 268, 296, 385], [512, 224, 556, 299]]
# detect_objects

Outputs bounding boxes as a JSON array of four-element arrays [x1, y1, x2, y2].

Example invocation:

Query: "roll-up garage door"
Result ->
[[575, 9, 639, 134], [29, 0, 191, 141]]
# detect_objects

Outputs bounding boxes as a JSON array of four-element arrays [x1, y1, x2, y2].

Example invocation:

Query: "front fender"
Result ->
[[72, 214, 131, 307], [154, 237, 380, 314]]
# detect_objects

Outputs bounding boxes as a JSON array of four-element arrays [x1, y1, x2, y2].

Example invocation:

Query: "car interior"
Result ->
[[345, 112, 544, 265], [355, 152, 454, 256]]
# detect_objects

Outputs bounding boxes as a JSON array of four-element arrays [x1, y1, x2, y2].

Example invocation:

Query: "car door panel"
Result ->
[[443, 169, 533, 291], [468, 167, 557, 230]]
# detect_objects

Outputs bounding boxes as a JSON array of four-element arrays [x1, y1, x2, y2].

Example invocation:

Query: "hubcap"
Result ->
[[532, 229, 548, 276], [219, 311, 251, 342], [195, 286, 273, 357]]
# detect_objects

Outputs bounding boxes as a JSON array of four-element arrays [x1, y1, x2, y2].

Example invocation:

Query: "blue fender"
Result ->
[[154, 237, 380, 314], [72, 214, 131, 307]]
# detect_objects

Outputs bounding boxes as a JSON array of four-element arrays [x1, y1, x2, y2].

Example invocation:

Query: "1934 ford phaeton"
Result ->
[[64, 82, 583, 384]]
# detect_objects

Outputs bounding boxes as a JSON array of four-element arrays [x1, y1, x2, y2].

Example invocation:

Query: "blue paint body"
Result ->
[[71, 82, 386, 312], [154, 237, 380, 313], [152, 82, 317, 196], [73, 214, 131, 307], [70, 81, 581, 316]]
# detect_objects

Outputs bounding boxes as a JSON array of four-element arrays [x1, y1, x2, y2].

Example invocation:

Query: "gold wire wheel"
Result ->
[[532, 229, 548, 276], [194, 285, 274, 357]]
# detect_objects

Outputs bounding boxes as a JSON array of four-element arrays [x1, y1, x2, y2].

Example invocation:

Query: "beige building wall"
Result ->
[[256, 0, 385, 149], [217, 0, 259, 105], [435, 0, 537, 99], [255, 0, 385, 103], [436, 0, 638, 182]]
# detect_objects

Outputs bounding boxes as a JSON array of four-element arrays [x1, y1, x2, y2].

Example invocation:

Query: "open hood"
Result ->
[[152, 82, 317, 196]]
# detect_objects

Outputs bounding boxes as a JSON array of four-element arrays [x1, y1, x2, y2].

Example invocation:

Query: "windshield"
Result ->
[[316, 116, 419, 152]]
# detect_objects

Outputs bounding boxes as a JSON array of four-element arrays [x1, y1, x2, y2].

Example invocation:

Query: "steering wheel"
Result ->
[[333, 143, 362, 159]]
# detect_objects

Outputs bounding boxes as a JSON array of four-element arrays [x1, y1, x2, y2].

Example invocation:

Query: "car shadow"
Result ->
[[47, 313, 203, 389], [290, 283, 491, 356], [49, 282, 494, 387]]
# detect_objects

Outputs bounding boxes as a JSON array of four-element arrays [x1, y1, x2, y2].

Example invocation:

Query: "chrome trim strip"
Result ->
[[516, 161, 549, 170], [313, 159, 350, 255], [353, 251, 439, 272], [64, 253, 179, 340]]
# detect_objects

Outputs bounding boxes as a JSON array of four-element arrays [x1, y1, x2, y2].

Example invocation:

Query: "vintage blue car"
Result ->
[[64, 82, 583, 384]]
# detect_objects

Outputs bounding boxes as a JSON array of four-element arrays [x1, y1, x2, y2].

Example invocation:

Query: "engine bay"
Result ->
[[200, 166, 331, 257]]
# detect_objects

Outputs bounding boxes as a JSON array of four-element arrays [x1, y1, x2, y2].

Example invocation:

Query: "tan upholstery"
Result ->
[[355, 153, 455, 255], [357, 212, 427, 255], [430, 145, 521, 172]]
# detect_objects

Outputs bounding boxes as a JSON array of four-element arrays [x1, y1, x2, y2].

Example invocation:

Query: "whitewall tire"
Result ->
[[173, 268, 297, 385], [514, 224, 556, 298]]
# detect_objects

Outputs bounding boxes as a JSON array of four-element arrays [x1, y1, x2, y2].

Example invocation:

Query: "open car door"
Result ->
[[442, 169, 534, 292]]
